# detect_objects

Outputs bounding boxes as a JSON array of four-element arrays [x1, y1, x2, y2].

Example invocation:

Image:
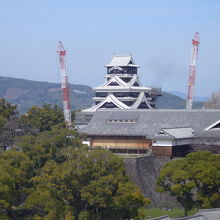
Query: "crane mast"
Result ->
[[186, 32, 200, 110], [57, 41, 72, 128]]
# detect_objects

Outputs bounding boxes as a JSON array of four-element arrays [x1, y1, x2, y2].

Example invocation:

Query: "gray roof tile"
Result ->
[[173, 215, 205, 220], [161, 128, 195, 139], [198, 208, 220, 220], [148, 208, 220, 220], [149, 216, 171, 220], [80, 109, 220, 139]]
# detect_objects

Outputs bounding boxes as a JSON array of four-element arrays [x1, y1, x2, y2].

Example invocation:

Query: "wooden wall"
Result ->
[[91, 135, 152, 150], [152, 146, 172, 157]]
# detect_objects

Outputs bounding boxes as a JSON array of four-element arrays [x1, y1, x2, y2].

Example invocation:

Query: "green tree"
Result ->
[[26, 148, 150, 219], [0, 124, 83, 219], [0, 115, 6, 130], [157, 151, 220, 216], [65, 211, 75, 220], [0, 150, 32, 219], [21, 104, 64, 132], [18, 124, 83, 174], [0, 98, 19, 148], [0, 98, 17, 120], [1, 115, 149, 219], [78, 210, 91, 220]]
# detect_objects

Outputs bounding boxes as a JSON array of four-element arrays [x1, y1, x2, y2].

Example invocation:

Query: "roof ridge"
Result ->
[[163, 127, 193, 129], [173, 214, 204, 219], [199, 208, 220, 212], [112, 55, 132, 57], [148, 215, 170, 220], [96, 109, 220, 112]]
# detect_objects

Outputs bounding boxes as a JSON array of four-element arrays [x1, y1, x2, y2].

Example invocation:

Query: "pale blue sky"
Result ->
[[1, 0, 220, 96]]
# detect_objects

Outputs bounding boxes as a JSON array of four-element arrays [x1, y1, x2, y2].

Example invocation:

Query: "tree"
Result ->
[[0, 150, 33, 219], [203, 91, 220, 109], [1, 121, 149, 219], [0, 115, 6, 130], [21, 104, 64, 132], [157, 151, 220, 216], [0, 99, 20, 149], [0, 98, 17, 120], [17, 124, 83, 173], [0, 124, 84, 219], [25, 148, 150, 219]]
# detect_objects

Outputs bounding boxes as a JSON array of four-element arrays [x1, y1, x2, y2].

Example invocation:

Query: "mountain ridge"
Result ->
[[0, 76, 204, 112], [166, 90, 208, 102]]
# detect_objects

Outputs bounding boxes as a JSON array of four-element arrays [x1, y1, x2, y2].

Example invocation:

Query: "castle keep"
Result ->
[[83, 55, 162, 112]]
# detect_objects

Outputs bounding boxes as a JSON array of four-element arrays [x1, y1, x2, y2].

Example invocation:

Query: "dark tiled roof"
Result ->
[[157, 128, 195, 139], [107, 111, 140, 121], [80, 109, 220, 138], [173, 214, 205, 220], [148, 208, 220, 220], [198, 129, 220, 138], [198, 208, 220, 220], [149, 216, 171, 220]]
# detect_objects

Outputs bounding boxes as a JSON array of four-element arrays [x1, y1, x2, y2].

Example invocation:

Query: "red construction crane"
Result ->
[[186, 32, 200, 110], [57, 41, 72, 128]]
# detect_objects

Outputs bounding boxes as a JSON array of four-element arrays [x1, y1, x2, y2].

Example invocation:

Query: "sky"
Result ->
[[1, 0, 220, 97]]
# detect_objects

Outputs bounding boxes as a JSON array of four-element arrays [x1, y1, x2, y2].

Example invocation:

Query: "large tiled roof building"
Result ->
[[80, 109, 220, 157]]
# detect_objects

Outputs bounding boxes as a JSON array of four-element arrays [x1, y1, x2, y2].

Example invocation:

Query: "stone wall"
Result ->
[[124, 156, 179, 208], [189, 144, 220, 154]]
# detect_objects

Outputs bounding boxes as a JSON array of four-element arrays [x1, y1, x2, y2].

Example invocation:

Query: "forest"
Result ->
[[0, 98, 220, 220], [0, 98, 150, 220]]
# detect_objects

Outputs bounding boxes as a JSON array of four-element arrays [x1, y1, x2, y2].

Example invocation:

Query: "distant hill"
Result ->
[[0, 76, 204, 112], [156, 92, 204, 109], [166, 90, 208, 102], [0, 76, 94, 113]]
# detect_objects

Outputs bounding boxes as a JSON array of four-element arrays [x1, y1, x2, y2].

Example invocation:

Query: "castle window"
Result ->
[[133, 82, 140, 86], [108, 82, 120, 86], [100, 102, 117, 108], [138, 102, 149, 109], [113, 92, 125, 97], [130, 92, 139, 97], [95, 92, 108, 97], [158, 130, 166, 135], [121, 77, 131, 83], [107, 119, 135, 123], [122, 101, 134, 106]]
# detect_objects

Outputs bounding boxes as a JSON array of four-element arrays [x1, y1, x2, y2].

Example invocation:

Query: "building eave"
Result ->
[[93, 86, 152, 91], [105, 64, 140, 68]]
